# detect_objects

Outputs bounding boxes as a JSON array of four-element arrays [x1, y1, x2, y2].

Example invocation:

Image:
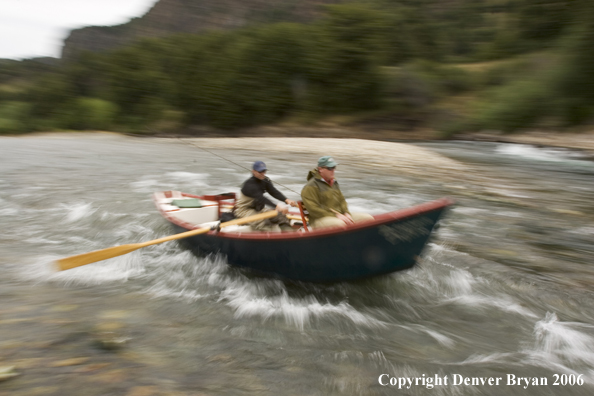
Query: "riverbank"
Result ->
[[8, 126, 594, 155], [178, 136, 466, 181], [172, 125, 594, 155], [3, 132, 468, 181]]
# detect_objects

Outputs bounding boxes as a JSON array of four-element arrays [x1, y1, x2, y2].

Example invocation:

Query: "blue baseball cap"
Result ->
[[252, 161, 267, 172]]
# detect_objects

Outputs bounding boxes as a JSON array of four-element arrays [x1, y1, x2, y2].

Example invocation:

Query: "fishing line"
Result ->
[[177, 138, 302, 196]]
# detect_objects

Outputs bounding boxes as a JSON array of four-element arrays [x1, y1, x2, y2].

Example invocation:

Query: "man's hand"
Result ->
[[276, 203, 289, 214], [285, 199, 297, 207], [335, 212, 354, 225]]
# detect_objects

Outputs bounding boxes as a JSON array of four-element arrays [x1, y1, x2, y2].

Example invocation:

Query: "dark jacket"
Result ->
[[240, 176, 287, 212], [301, 168, 350, 223]]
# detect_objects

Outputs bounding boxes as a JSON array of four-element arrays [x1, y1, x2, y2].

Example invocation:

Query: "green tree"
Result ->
[[0, 101, 31, 133], [26, 73, 75, 128], [231, 23, 312, 125], [68, 98, 118, 130], [306, 4, 386, 113], [518, 0, 578, 43], [62, 52, 109, 98], [105, 45, 176, 127], [175, 31, 246, 128], [555, 2, 594, 124]]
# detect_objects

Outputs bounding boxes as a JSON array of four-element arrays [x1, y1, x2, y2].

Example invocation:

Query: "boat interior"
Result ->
[[153, 191, 305, 233]]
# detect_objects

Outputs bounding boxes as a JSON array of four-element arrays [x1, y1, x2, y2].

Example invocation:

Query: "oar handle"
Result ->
[[287, 214, 307, 222]]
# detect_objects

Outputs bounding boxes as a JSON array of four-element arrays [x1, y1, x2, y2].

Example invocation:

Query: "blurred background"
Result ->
[[2, 2, 594, 394], [1, 0, 593, 136]]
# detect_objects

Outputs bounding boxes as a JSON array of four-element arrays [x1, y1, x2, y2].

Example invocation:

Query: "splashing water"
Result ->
[[2, 135, 594, 395]]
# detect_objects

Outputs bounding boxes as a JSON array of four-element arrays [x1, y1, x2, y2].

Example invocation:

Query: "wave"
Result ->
[[496, 144, 594, 172], [522, 312, 594, 374]]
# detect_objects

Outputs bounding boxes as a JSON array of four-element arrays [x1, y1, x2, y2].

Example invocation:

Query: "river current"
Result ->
[[1, 133, 593, 395]]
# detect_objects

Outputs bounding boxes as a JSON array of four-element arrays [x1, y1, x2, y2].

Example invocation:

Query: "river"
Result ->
[[1, 133, 593, 395]]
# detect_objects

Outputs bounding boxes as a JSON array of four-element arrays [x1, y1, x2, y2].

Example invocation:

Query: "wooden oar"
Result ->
[[287, 214, 307, 222], [55, 210, 279, 271]]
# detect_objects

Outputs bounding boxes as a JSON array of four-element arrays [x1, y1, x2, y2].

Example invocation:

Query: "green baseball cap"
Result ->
[[318, 156, 338, 168]]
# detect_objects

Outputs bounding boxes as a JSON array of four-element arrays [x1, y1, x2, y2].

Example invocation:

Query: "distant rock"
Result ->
[[62, 0, 346, 59]]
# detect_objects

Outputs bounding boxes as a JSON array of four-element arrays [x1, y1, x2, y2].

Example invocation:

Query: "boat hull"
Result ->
[[165, 199, 451, 282]]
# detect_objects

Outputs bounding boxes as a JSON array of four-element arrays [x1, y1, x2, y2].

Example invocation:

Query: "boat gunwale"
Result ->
[[154, 192, 453, 241]]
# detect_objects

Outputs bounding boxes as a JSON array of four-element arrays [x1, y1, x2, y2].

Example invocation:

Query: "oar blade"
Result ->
[[55, 210, 280, 271], [55, 243, 142, 271]]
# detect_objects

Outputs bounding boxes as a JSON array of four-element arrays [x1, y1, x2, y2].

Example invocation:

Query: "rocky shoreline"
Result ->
[[152, 126, 594, 157], [8, 127, 594, 155], [451, 130, 594, 155]]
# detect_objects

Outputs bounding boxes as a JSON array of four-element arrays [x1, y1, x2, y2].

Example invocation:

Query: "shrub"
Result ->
[[0, 101, 31, 133], [472, 79, 553, 132], [383, 66, 438, 110], [554, 3, 594, 125], [73, 98, 118, 130], [147, 108, 186, 133]]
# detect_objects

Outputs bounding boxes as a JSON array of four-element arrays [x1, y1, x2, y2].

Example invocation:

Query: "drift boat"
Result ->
[[153, 191, 453, 282]]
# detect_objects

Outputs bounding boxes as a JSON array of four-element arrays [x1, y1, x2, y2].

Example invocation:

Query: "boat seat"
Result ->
[[169, 206, 219, 225]]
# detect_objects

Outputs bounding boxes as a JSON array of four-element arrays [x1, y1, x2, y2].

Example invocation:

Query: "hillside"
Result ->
[[2, 0, 591, 137], [62, 0, 345, 59]]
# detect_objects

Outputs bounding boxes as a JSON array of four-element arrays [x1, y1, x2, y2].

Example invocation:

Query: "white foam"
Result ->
[[62, 202, 96, 223], [24, 237, 61, 245], [494, 210, 523, 218], [367, 350, 396, 371], [113, 223, 155, 240], [496, 144, 593, 165], [220, 284, 386, 331], [444, 270, 476, 295], [569, 226, 594, 235], [427, 243, 469, 258], [100, 211, 132, 220], [0, 207, 18, 216], [448, 294, 537, 318], [164, 171, 209, 185], [65, 235, 94, 244], [345, 197, 386, 214], [427, 269, 538, 318], [451, 207, 488, 215], [397, 324, 456, 348], [146, 285, 206, 301], [522, 312, 594, 373], [131, 178, 160, 191], [449, 352, 517, 366], [484, 187, 531, 199], [143, 252, 229, 301], [423, 328, 456, 348]]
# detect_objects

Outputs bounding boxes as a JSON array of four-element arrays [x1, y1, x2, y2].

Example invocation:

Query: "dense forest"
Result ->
[[1, 0, 593, 135]]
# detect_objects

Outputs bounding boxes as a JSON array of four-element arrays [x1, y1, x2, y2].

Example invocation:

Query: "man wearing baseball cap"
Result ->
[[301, 156, 373, 229], [234, 161, 297, 231]]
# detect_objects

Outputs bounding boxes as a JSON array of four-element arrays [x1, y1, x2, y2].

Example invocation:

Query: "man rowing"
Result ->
[[234, 161, 298, 232]]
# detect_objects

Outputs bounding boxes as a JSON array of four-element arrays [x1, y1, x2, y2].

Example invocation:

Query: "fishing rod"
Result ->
[[176, 138, 302, 196]]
